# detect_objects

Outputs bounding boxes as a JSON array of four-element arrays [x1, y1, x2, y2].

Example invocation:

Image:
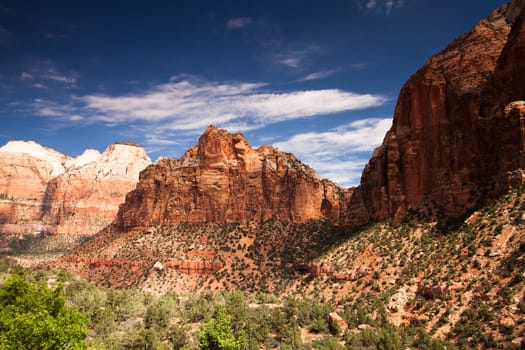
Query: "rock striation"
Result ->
[[345, 1, 525, 226], [0, 141, 151, 236], [116, 126, 349, 230], [0, 141, 76, 235], [41, 143, 152, 235]]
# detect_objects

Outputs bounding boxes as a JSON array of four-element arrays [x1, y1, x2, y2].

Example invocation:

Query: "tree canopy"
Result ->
[[0, 272, 87, 349], [198, 304, 246, 350]]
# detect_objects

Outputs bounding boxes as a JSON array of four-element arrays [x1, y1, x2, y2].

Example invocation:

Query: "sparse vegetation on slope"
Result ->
[[2, 184, 524, 349], [35, 185, 524, 348], [0, 265, 459, 350]]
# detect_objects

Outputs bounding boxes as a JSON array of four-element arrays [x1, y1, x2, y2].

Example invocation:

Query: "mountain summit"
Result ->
[[116, 125, 349, 230]]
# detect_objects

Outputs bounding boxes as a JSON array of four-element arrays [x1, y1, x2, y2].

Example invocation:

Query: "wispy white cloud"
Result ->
[[20, 72, 33, 80], [226, 17, 253, 30], [33, 99, 83, 122], [34, 99, 72, 117], [273, 46, 320, 69], [358, 0, 405, 15], [262, 41, 322, 69], [279, 56, 302, 68], [299, 69, 338, 81], [139, 128, 194, 156], [274, 118, 392, 186], [77, 76, 386, 133], [43, 72, 76, 84], [21, 61, 77, 87]]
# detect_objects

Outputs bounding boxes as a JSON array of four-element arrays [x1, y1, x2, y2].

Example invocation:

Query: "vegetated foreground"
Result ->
[[3, 184, 521, 349], [2, 1, 525, 348], [0, 267, 457, 350]]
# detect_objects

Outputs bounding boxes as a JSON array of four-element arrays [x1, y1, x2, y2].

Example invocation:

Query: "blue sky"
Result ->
[[0, 0, 505, 186]]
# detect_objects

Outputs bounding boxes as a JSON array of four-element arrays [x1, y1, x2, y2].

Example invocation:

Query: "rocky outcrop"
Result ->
[[116, 125, 349, 229], [0, 141, 151, 236], [61, 256, 222, 275], [41, 143, 152, 235], [0, 141, 76, 235], [328, 312, 348, 332], [346, 1, 525, 226], [416, 281, 449, 300], [295, 262, 334, 277]]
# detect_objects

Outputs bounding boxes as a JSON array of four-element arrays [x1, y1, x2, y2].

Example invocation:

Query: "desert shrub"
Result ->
[[312, 336, 344, 350], [169, 324, 190, 350], [120, 327, 167, 350], [183, 292, 217, 322], [145, 300, 171, 331], [106, 288, 147, 322]]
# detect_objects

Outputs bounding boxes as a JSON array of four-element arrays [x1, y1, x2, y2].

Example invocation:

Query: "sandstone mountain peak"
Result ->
[[0, 140, 72, 178], [65, 149, 101, 169], [114, 141, 142, 147], [0, 141, 151, 237], [116, 127, 348, 229], [195, 125, 253, 161], [92, 142, 152, 179]]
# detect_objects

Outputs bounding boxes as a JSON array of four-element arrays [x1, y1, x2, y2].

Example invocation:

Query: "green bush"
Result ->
[[0, 272, 88, 349], [198, 304, 246, 350], [312, 336, 344, 350]]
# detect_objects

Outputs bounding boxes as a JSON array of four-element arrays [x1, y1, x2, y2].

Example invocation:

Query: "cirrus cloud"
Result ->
[[78, 76, 387, 133], [357, 0, 405, 15]]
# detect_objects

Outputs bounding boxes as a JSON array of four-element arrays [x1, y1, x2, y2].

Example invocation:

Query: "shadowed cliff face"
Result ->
[[346, 1, 525, 226], [116, 126, 350, 230]]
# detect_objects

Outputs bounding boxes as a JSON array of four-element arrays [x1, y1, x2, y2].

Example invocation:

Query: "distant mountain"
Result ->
[[0, 141, 151, 239]]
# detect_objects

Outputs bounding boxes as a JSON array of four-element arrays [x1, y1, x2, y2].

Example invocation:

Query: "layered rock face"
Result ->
[[41, 143, 152, 235], [116, 126, 349, 230], [0, 141, 151, 236], [346, 1, 525, 226], [0, 141, 76, 235]]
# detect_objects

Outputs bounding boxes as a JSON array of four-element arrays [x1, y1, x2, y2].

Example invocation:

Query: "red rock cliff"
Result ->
[[116, 126, 349, 229], [0, 141, 151, 236], [41, 143, 152, 235], [346, 1, 525, 226]]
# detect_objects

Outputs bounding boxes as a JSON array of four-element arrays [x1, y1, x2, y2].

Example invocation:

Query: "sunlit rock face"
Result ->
[[0, 141, 151, 236], [116, 125, 350, 230], [345, 1, 525, 226]]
